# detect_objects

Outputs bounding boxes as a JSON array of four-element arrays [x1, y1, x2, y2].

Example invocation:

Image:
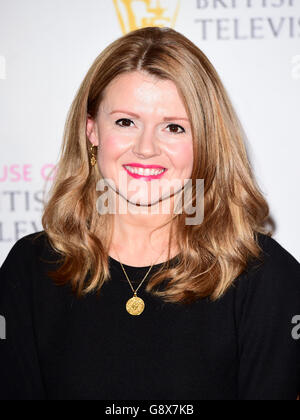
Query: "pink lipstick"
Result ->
[[125, 163, 166, 169], [123, 163, 167, 181]]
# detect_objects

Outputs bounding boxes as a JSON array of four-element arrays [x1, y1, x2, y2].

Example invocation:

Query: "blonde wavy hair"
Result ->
[[41, 26, 273, 304]]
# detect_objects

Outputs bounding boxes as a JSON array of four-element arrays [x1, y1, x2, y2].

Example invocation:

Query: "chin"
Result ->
[[127, 197, 159, 208]]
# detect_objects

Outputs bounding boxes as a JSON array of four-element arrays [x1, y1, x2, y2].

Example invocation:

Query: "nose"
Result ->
[[132, 126, 161, 159]]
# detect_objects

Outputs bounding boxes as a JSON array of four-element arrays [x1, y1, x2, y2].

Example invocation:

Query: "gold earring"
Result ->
[[90, 145, 97, 167]]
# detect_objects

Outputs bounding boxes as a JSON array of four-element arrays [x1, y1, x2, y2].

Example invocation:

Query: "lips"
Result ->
[[124, 163, 166, 170], [123, 164, 167, 180]]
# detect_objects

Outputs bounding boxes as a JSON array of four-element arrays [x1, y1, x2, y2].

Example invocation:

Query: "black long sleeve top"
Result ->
[[0, 231, 299, 400]]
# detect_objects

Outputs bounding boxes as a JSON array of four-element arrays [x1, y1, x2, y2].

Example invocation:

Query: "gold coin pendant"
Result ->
[[126, 296, 145, 316]]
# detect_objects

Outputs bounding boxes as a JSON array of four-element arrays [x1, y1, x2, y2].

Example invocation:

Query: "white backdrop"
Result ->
[[0, 0, 299, 264]]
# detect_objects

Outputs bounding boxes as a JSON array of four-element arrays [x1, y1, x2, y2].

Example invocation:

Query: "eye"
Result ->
[[115, 118, 134, 128], [166, 124, 185, 135]]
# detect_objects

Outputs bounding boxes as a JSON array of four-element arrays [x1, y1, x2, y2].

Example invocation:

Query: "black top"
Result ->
[[0, 231, 299, 401]]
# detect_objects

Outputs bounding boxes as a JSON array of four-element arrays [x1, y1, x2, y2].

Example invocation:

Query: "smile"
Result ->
[[123, 165, 167, 179]]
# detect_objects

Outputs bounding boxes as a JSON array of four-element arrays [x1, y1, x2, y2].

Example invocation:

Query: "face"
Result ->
[[86, 70, 194, 208]]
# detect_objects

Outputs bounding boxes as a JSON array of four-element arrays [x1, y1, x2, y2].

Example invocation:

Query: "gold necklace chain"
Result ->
[[113, 245, 162, 316]]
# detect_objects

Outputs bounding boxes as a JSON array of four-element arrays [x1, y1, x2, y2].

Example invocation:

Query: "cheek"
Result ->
[[97, 136, 120, 178], [167, 141, 194, 171], [98, 133, 128, 163]]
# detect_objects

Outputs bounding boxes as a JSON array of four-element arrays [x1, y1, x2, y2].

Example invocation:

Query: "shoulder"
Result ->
[[234, 233, 300, 317], [1, 231, 51, 265], [256, 233, 299, 268], [0, 231, 61, 284], [250, 233, 300, 286]]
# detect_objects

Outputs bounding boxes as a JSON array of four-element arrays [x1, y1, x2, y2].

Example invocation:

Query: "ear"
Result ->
[[86, 115, 99, 147]]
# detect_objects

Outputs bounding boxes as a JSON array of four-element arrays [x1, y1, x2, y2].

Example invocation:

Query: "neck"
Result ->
[[109, 191, 179, 265], [113, 212, 173, 246]]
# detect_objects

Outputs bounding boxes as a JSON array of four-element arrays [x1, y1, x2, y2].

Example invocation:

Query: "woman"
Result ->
[[0, 27, 299, 401]]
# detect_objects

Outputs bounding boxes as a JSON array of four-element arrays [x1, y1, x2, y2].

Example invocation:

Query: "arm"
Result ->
[[235, 235, 300, 400], [0, 238, 46, 400]]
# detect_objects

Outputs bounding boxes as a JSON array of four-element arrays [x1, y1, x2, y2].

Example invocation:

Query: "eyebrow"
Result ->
[[109, 110, 190, 122]]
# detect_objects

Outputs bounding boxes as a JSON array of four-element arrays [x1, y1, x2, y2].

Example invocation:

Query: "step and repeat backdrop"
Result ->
[[0, 0, 299, 263]]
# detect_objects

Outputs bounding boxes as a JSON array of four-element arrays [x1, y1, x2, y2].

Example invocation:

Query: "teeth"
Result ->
[[125, 166, 165, 176], [138, 168, 145, 175]]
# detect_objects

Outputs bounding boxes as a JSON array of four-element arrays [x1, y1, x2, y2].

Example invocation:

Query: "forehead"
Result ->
[[102, 71, 187, 114]]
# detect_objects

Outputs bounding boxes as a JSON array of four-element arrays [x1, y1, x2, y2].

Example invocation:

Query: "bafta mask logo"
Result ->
[[113, 0, 181, 34]]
